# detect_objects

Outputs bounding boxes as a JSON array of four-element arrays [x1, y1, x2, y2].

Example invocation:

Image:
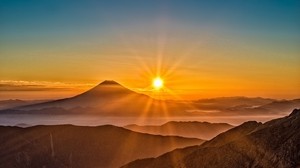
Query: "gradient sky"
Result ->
[[0, 0, 299, 100]]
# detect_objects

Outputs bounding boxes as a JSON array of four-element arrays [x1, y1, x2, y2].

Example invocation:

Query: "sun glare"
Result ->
[[153, 77, 164, 89]]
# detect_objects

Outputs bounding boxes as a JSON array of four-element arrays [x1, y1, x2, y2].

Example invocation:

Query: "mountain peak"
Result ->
[[79, 80, 133, 97], [99, 80, 121, 85], [64, 80, 136, 104]]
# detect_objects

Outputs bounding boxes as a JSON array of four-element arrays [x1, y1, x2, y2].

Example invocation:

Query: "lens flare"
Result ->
[[153, 77, 164, 89]]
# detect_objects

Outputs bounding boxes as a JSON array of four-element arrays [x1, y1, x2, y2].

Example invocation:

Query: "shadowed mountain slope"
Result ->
[[0, 99, 49, 110], [123, 109, 300, 168], [0, 124, 204, 168]]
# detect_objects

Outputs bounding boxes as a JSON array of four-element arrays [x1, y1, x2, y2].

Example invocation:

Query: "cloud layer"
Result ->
[[0, 80, 93, 92]]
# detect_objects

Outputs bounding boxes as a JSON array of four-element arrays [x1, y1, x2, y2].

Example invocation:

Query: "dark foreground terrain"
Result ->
[[122, 109, 300, 168], [0, 125, 203, 168], [1, 109, 299, 168]]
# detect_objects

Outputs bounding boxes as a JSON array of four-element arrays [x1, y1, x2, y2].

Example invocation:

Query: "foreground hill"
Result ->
[[125, 121, 234, 140], [0, 125, 204, 168], [123, 109, 300, 168]]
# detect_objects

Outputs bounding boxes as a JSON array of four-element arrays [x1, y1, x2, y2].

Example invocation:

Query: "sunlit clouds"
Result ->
[[0, 80, 94, 100], [0, 80, 95, 91]]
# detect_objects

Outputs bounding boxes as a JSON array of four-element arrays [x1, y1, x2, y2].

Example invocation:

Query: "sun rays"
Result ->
[[112, 22, 206, 146]]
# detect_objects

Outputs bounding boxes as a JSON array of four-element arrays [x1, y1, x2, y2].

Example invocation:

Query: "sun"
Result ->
[[152, 77, 164, 89]]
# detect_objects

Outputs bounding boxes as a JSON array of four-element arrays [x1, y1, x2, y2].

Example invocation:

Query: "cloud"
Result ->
[[0, 84, 65, 91], [0, 80, 93, 92]]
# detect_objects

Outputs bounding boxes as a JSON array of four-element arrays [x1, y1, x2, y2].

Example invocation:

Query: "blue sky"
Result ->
[[1, 0, 299, 39]]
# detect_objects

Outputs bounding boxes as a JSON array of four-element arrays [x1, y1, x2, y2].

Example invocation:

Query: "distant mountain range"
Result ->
[[124, 121, 234, 140], [194, 96, 275, 109], [0, 80, 299, 117], [191, 97, 300, 116], [0, 124, 204, 168], [122, 109, 300, 168], [0, 99, 49, 110]]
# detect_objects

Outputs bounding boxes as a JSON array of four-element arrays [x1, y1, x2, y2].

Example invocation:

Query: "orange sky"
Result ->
[[1, 34, 299, 100], [1, 1, 299, 100], [1, 34, 300, 100]]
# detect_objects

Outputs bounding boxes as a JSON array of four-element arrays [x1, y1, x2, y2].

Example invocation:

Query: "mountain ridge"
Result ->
[[122, 109, 300, 168], [124, 121, 234, 140]]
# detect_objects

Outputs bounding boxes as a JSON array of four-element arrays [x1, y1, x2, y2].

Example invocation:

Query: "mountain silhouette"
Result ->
[[1, 80, 192, 116], [5, 80, 163, 116], [124, 121, 234, 140], [0, 124, 204, 168], [1, 82, 299, 117], [20, 80, 148, 109], [122, 109, 300, 168], [74, 80, 136, 99]]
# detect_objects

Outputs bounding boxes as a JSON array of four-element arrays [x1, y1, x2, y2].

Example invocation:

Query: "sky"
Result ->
[[0, 0, 299, 100]]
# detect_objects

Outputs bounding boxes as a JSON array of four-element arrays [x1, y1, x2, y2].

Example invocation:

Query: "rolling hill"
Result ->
[[0, 124, 204, 168]]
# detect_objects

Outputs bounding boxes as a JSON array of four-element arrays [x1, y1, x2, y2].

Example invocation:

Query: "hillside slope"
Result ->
[[0, 125, 204, 168]]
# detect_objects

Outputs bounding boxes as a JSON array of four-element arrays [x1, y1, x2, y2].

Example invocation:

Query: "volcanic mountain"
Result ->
[[122, 109, 300, 168], [2, 80, 187, 116], [21, 80, 148, 109]]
